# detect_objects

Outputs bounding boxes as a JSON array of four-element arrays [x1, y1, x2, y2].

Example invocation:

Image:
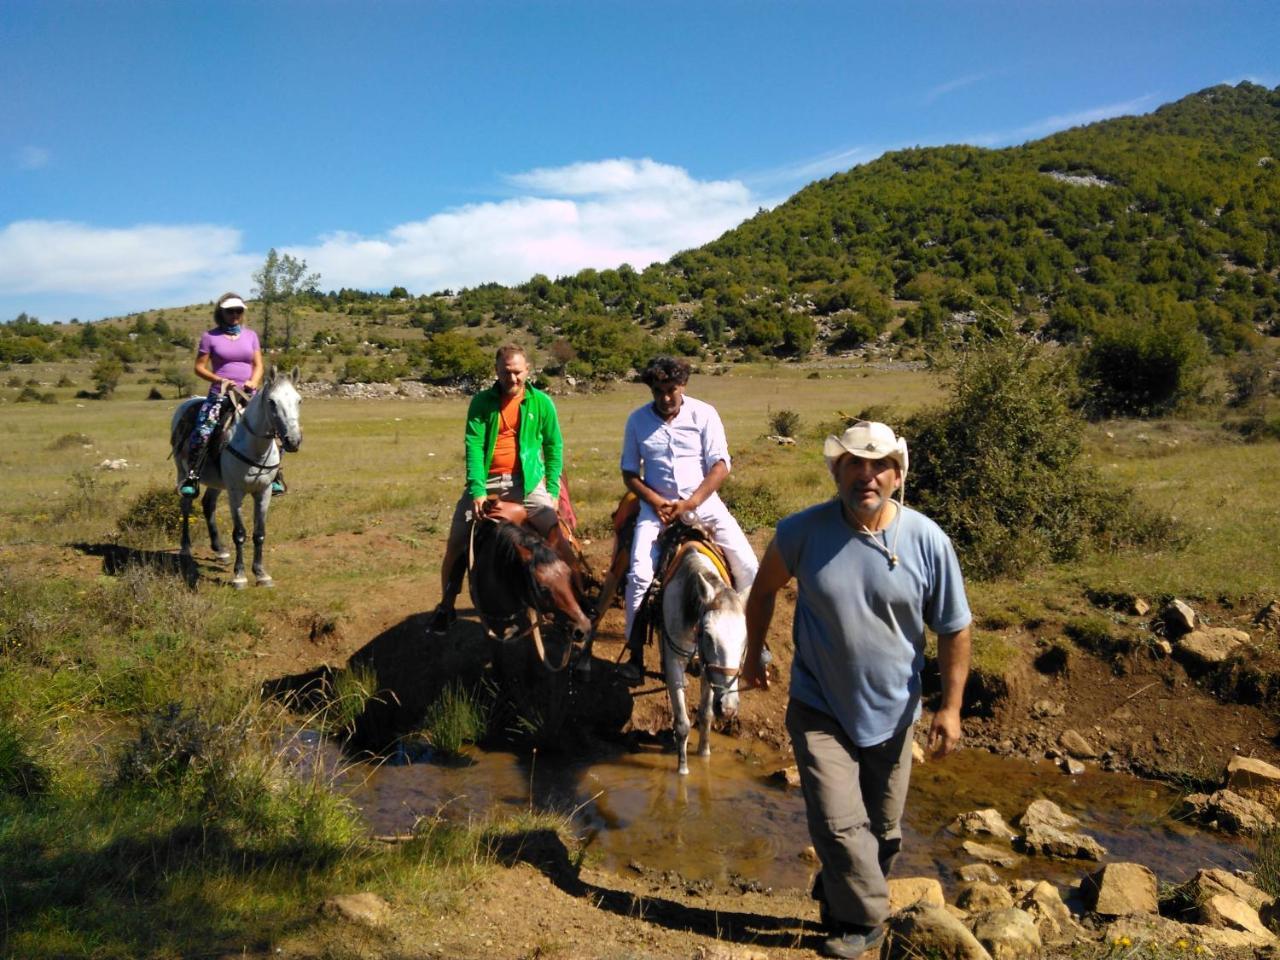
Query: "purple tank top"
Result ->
[[198, 328, 260, 387]]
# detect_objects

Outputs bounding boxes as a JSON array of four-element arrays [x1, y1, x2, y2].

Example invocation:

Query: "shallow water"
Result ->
[[313, 732, 1252, 892]]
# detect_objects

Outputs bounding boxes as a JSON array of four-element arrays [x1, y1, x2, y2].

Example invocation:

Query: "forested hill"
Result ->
[[4, 83, 1278, 399]]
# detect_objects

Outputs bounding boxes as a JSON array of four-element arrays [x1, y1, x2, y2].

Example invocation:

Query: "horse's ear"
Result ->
[[290, 365, 300, 383], [266, 364, 278, 385], [695, 571, 717, 606]]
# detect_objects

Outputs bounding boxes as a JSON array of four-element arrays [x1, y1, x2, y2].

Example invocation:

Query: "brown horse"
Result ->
[[467, 517, 593, 671]]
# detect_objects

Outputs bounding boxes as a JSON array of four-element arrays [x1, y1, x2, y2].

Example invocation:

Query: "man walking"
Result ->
[[742, 421, 972, 958], [427, 344, 563, 635], [619, 356, 758, 680]]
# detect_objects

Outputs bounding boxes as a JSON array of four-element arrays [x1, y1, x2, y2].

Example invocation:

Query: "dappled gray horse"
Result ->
[[661, 545, 747, 775], [170, 366, 302, 588]]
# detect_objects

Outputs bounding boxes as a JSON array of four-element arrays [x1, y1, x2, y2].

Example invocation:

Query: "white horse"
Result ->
[[170, 366, 302, 588], [660, 546, 748, 775]]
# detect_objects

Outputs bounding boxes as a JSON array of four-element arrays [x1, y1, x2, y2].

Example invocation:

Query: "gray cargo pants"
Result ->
[[785, 698, 914, 928]]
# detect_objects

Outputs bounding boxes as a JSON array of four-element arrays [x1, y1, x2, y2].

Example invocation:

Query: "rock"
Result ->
[[889, 876, 946, 911], [1155, 639, 1173, 656], [1131, 597, 1151, 616], [1198, 892, 1275, 940], [770, 765, 802, 788], [1176, 627, 1249, 666], [1225, 755, 1280, 806], [1182, 792, 1211, 818], [961, 840, 1023, 869], [957, 863, 1003, 884], [1085, 863, 1158, 916], [1017, 798, 1079, 831], [697, 947, 769, 960], [1059, 730, 1098, 759], [319, 892, 391, 926], [1021, 822, 1107, 860], [951, 809, 1018, 841], [956, 881, 1014, 913], [885, 903, 993, 960], [1255, 600, 1280, 634], [1103, 914, 1199, 948], [1161, 599, 1198, 637], [1031, 699, 1064, 719], [1208, 788, 1277, 833], [1018, 881, 1080, 943], [969, 907, 1042, 960], [1181, 869, 1272, 912], [1059, 757, 1086, 776]]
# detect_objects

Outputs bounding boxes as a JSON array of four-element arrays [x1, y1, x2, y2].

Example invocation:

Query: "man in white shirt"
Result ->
[[619, 356, 758, 681]]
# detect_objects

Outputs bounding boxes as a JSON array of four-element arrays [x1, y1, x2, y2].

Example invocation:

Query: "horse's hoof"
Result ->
[[256, 577, 274, 588], [231, 579, 248, 590], [677, 765, 690, 776], [213, 550, 231, 561]]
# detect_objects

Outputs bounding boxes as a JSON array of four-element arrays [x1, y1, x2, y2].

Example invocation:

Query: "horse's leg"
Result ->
[[203, 488, 228, 559], [665, 657, 692, 776], [228, 488, 249, 589], [695, 677, 714, 759], [251, 489, 273, 587]]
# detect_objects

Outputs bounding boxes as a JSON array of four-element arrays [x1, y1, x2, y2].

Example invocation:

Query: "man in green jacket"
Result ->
[[427, 344, 564, 635]]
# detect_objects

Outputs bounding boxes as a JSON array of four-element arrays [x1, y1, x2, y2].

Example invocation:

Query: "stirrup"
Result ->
[[179, 475, 199, 498], [271, 478, 286, 496]]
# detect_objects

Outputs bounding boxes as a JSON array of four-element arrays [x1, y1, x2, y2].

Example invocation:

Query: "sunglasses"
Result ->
[[222, 307, 245, 315]]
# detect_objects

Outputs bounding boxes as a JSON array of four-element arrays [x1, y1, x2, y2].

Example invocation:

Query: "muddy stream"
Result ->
[[298, 732, 1252, 892]]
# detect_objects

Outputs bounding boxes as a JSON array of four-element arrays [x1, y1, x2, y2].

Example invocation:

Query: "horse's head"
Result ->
[[262, 365, 303, 453], [700, 587, 747, 721], [672, 555, 747, 721], [491, 522, 592, 645]]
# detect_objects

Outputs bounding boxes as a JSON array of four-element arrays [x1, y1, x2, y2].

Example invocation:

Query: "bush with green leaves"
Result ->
[[1079, 311, 1207, 417], [117, 484, 185, 539], [769, 409, 801, 437], [907, 332, 1172, 579]]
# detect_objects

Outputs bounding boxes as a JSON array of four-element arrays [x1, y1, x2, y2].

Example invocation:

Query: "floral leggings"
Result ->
[[186, 391, 228, 472]]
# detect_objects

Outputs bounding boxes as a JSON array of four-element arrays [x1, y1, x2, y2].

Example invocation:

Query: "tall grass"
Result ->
[[420, 681, 488, 756]]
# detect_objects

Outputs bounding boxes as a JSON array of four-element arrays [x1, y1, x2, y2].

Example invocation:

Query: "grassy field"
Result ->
[[3, 360, 1279, 956]]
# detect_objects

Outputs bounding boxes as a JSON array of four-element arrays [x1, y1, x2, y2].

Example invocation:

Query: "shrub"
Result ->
[[1079, 314, 1207, 417], [907, 331, 1172, 579], [768, 408, 801, 437], [49, 432, 92, 450], [117, 484, 185, 539], [720, 480, 785, 533]]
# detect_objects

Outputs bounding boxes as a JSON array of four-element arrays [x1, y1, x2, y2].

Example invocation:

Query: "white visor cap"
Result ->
[[822, 421, 908, 479], [219, 297, 247, 310]]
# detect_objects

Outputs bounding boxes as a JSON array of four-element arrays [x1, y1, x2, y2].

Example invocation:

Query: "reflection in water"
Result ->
[[320, 732, 1251, 893]]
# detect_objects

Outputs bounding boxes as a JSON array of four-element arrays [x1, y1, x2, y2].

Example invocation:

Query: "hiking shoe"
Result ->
[[179, 476, 199, 498], [426, 605, 456, 637], [617, 650, 645, 686], [820, 923, 885, 959], [271, 478, 287, 496]]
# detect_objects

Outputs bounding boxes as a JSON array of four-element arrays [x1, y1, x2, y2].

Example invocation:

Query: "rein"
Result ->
[[468, 517, 572, 672], [225, 386, 282, 470]]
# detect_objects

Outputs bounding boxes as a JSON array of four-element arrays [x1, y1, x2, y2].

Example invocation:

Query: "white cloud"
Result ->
[[966, 95, 1157, 146], [0, 220, 253, 300], [17, 146, 50, 170], [0, 159, 760, 319], [922, 73, 985, 105], [288, 158, 757, 291]]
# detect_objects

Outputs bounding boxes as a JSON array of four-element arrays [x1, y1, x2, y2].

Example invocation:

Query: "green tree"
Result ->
[[423, 331, 491, 383], [92, 356, 124, 398], [252, 249, 321, 349]]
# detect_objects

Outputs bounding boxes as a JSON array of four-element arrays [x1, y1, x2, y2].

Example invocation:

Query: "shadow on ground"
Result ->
[[491, 827, 821, 952], [71, 541, 200, 587], [262, 609, 637, 756]]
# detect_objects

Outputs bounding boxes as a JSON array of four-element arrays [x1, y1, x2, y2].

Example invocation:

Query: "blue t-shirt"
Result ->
[[775, 500, 971, 747]]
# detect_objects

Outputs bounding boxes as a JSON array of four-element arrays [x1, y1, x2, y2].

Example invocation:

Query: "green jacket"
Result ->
[[464, 383, 563, 500]]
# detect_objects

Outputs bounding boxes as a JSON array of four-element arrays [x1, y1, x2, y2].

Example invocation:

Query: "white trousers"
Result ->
[[623, 495, 759, 643]]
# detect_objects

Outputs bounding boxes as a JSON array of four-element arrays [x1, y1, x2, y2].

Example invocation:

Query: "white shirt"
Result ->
[[620, 395, 731, 500]]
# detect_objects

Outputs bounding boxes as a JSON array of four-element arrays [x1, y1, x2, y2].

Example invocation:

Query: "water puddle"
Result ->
[[310, 732, 1252, 892]]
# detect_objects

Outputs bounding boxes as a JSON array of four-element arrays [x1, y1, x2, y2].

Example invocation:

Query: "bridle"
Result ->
[[663, 610, 743, 695], [224, 384, 285, 470], [468, 517, 573, 672]]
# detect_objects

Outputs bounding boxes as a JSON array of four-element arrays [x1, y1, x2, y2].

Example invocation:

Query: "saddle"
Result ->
[[607, 495, 733, 650], [170, 388, 247, 477], [479, 496, 598, 602]]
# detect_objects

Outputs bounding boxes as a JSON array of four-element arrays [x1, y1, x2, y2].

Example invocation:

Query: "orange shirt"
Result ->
[[488, 388, 523, 477]]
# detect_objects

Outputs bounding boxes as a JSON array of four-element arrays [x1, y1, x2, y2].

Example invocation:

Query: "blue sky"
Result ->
[[2, 1, 1276, 323]]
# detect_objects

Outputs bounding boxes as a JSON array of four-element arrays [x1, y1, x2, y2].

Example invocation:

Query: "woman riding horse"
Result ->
[[180, 293, 286, 498]]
